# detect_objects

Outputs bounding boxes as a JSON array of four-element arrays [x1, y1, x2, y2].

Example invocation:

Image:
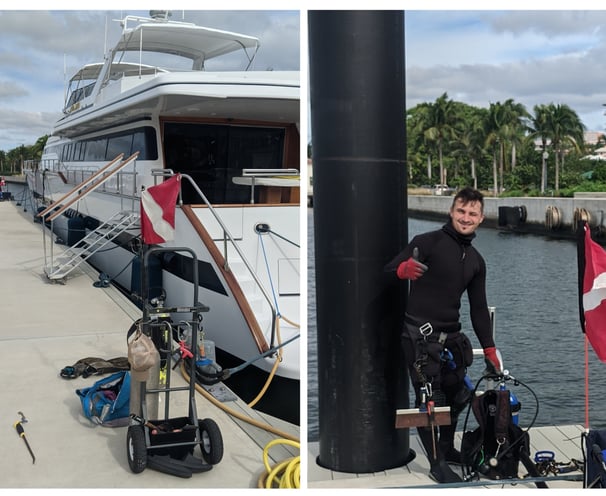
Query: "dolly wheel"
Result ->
[[127, 424, 147, 473], [199, 418, 223, 464]]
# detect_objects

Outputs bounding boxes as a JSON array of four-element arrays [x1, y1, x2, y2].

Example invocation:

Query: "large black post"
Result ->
[[309, 11, 412, 472]]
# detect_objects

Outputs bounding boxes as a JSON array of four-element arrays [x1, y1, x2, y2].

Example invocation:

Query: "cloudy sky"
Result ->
[[404, 10, 606, 133], [2, 7, 606, 151], [0, 9, 299, 151]]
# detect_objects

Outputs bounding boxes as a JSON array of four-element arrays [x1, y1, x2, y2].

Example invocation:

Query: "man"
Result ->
[[385, 187, 503, 483]]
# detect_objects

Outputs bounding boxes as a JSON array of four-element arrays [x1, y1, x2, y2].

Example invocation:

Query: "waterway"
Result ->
[[307, 208, 606, 442]]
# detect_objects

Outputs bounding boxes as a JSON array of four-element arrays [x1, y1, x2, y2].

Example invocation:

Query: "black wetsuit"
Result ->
[[386, 221, 496, 410], [386, 220, 497, 480], [385, 220, 495, 349]]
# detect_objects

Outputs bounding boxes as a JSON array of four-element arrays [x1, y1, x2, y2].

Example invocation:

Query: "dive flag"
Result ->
[[578, 222, 606, 361], [140, 174, 181, 244]]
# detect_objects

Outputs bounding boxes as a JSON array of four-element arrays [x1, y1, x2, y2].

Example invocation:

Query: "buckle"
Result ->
[[419, 322, 433, 337]]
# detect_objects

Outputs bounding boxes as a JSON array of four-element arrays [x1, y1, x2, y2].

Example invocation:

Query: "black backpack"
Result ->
[[583, 429, 606, 488], [461, 389, 530, 480]]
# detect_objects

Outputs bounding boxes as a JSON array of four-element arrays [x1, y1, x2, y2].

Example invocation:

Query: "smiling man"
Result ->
[[385, 186, 503, 483]]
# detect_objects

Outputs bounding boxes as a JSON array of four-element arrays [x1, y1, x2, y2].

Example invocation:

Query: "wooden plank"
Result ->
[[395, 407, 451, 428], [528, 425, 584, 465]]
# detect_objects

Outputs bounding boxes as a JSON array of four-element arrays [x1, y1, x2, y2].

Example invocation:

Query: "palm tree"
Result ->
[[452, 113, 486, 190], [501, 99, 530, 172], [424, 93, 458, 185], [547, 103, 585, 191], [527, 104, 552, 193], [484, 102, 510, 196], [407, 105, 435, 182]]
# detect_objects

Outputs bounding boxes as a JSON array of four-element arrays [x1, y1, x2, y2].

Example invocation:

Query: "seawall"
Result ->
[[408, 193, 606, 243]]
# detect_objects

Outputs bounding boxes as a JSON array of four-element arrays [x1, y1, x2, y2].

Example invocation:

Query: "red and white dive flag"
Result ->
[[579, 222, 606, 361], [140, 174, 181, 244]]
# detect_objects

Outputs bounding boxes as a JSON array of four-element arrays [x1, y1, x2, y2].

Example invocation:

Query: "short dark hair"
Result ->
[[452, 187, 484, 211]]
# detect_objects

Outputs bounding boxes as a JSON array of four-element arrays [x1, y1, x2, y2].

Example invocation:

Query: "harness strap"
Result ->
[[494, 390, 511, 440], [405, 313, 461, 333]]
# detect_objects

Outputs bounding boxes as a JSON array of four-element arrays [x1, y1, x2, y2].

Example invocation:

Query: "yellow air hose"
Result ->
[[180, 362, 298, 441], [247, 315, 287, 408], [257, 438, 300, 488], [180, 313, 301, 487]]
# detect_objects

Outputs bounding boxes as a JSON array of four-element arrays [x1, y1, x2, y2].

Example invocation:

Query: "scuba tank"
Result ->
[[510, 390, 521, 425], [499, 381, 521, 425]]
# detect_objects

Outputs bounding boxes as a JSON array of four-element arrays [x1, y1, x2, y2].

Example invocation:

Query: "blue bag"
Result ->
[[76, 370, 131, 427]]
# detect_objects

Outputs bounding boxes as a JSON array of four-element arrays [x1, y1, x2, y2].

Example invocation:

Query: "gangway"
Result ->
[[44, 211, 140, 281], [38, 152, 141, 282]]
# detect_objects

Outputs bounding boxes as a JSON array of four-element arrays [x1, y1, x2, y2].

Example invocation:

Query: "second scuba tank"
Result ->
[[509, 390, 521, 425]]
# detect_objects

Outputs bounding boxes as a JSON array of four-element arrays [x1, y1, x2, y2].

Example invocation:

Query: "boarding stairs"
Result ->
[[44, 211, 140, 281], [39, 152, 141, 282]]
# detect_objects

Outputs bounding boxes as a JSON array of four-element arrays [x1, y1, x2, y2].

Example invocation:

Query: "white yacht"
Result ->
[[24, 11, 300, 425]]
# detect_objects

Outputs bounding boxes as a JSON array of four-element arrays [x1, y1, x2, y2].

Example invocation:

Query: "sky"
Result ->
[[403, 10, 606, 135], [0, 8, 300, 152], [2, 6, 606, 151]]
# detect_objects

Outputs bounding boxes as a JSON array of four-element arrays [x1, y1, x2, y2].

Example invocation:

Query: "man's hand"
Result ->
[[483, 347, 503, 375], [396, 249, 428, 280]]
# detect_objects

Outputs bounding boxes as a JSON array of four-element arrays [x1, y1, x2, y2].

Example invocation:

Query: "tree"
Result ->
[[406, 105, 434, 182], [484, 102, 508, 196], [501, 99, 530, 172], [547, 103, 585, 191], [527, 104, 552, 193], [423, 93, 458, 185], [451, 112, 486, 190]]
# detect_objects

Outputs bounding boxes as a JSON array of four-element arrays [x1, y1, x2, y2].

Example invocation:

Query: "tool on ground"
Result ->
[[14, 412, 35, 464]]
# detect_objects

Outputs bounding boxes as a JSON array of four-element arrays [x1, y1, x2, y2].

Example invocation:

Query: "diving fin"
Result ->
[[181, 453, 213, 473], [147, 455, 193, 478]]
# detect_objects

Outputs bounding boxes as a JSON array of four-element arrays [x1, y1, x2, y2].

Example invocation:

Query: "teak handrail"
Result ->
[[36, 153, 125, 218], [46, 152, 139, 222]]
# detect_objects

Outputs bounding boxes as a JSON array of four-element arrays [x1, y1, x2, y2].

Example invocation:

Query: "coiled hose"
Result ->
[[257, 438, 300, 488]]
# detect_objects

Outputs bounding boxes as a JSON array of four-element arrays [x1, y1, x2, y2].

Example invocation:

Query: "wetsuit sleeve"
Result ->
[[467, 257, 496, 349]]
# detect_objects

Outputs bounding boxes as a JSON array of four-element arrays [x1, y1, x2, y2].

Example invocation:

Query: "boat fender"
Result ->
[[545, 205, 562, 230]]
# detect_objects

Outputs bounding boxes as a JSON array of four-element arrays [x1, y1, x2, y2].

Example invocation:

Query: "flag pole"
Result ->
[[585, 333, 590, 430]]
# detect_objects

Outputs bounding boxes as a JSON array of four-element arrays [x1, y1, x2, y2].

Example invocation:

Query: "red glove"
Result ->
[[484, 347, 503, 375], [396, 257, 428, 280]]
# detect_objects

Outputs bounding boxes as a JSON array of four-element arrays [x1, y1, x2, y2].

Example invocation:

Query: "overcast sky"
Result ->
[[2, 7, 606, 151], [404, 10, 606, 134], [0, 9, 299, 151]]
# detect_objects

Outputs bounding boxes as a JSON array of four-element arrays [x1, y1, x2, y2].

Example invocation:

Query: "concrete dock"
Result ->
[[0, 200, 299, 489]]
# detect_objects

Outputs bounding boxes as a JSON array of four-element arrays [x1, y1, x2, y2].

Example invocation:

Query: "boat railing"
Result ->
[[240, 168, 300, 204], [151, 169, 279, 348], [24, 158, 63, 174], [27, 158, 141, 213], [121, 12, 195, 30], [64, 82, 96, 112]]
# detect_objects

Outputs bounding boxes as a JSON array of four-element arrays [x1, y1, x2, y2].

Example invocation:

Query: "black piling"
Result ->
[[309, 10, 413, 472]]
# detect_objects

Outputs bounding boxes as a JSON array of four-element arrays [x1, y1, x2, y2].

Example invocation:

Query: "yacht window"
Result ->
[[163, 122, 285, 204]]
